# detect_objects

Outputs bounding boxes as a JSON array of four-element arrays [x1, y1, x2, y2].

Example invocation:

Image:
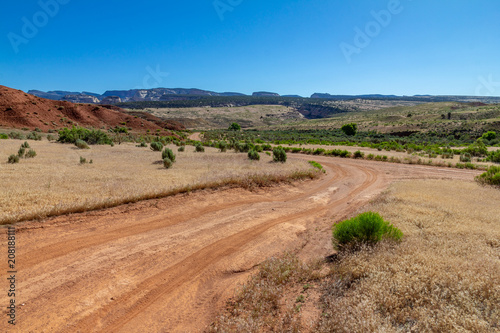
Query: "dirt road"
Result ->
[[1, 156, 480, 332]]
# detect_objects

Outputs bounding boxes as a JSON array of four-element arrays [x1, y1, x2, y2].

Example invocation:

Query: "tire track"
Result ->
[[64, 162, 377, 332], [20, 163, 346, 270]]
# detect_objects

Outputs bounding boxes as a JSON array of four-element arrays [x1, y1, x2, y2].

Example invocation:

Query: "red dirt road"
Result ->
[[1, 157, 480, 332]]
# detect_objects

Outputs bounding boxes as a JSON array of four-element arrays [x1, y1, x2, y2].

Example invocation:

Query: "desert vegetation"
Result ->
[[210, 180, 500, 332], [0, 140, 318, 224]]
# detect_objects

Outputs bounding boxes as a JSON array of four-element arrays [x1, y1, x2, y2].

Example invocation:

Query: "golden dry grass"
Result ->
[[210, 180, 500, 332], [142, 105, 304, 129], [0, 140, 314, 224], [316, 180, 500, 332]]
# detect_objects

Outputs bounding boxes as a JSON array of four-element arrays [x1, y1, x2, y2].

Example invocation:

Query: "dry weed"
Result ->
[[0, 141, 316, 224], [316, 180, 500, 332]]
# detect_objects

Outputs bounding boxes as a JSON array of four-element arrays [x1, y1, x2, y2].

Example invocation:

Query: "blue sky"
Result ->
[[1, 0, 499, 97]]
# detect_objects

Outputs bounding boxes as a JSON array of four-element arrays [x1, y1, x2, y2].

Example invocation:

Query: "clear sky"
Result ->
[[1, 0, 499, 97]]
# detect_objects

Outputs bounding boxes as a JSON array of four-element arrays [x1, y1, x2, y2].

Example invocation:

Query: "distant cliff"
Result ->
[[252, 91, 280, 97]]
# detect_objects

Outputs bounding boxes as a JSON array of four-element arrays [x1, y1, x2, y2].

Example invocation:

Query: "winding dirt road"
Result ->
[[1, 156, 479, 332]]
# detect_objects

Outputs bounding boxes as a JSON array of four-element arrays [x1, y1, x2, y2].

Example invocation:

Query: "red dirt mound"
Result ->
[[0, 85, 185, 133]]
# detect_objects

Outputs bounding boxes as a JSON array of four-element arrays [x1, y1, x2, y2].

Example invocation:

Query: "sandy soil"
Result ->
[[0, 156, 480, 332]]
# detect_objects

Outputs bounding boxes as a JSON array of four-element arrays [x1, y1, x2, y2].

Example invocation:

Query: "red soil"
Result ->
[[0, 85, 184, 133]]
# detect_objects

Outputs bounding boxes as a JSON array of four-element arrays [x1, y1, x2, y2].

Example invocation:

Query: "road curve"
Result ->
[[1, 156, 479, 332]]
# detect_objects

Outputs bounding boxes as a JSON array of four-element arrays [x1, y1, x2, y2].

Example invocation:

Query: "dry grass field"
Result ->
[[269, 102, 500, 133], [210, 179, 500, 332], [0, 140, 313, 224], [137, 105, 304, 129]]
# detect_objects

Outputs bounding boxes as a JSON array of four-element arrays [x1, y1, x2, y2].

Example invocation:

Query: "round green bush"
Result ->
[[8, 154, 19, 164], [228, 122, 241, 131], [163, 157, 173, 169], [273, 147, 287, 163], [341, 123, 358, 136], [161, 148, 176, 162], [150, 141, 164, 151], [17, 147, 26, 157], [178, 146, 185, 152], [353, 150, 364, 159], [25, 149, 37, 158], [75, 139, 90, 149], [195, 144, 205, 152], [248, 150, 260, 161], [332, 212, 403, 250]]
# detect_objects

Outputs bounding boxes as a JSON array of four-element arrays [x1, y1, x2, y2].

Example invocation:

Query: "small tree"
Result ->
[[228, 123, 241, 131], [273, 147, 287, 163], [482, 131, 497, 141], [341, 123, 358, 136]]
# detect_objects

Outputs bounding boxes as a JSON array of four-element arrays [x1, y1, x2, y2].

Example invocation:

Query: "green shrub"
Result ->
[[265, 151, 271, 156], [460, 153, 471, 163], [273, 147, 287, 163], [313, 148, 325, 155], [21, 141, 30, 148], [0, 133, 8, 139], [27, 131, 42, 141], [8, 154, 19, 164], [248, 150, 260, 161], [476, 166, 500, 186], [25, 149, 37, 158], [218, 141, 228, 152], [163, 157, 173, 169], [261, 144, 272, 151], [137, 141, 147, 147], [487, 150, 500, 163], [308, 161, 325, 173], [195, 144, 205, 152], [353, 150, 364, 159], [17, 147, 25, 157], [34, 127, 42, 133], [79, 156, 87, 164], [482, 131, 497, 141], [332, 212, 403, 250], [341, 123, 358, 136], [47, 135, 55, 141], [161, 148, 176, 162], [150, 141, 164, 151], [75, 139, 90, 149], [58, 127, 112, 145], [178, 146, 185, 152], [8, 132, 24, 140], [464, 138, 488, 157], [367, 153, 375, 160], [228, 122, 241, 131]]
